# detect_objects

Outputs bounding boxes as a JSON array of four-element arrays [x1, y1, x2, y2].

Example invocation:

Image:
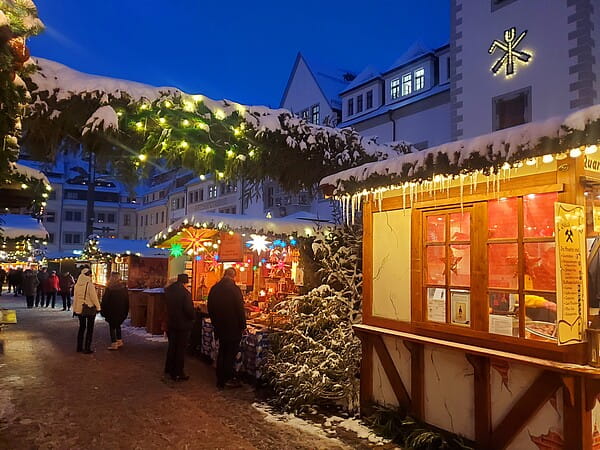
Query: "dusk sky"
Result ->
[[29, 1, 449, 108]]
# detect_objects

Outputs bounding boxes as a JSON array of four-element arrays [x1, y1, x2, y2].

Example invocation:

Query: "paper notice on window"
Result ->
[[427, 288, 446, 322], [489, 314, 515, 337]]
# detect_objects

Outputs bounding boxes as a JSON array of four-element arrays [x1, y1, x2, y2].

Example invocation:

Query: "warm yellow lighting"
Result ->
[[248, 150, 255, 157], [570, 147, 582, 158], [180, 141, 189, 149], [556, 153, 568, 160], [542, 154, 554, 163], [233, 127, 242, 136], [117, 111, 123, 117], [192, 95, 203, 102], [135, 121, 144, 130], [199, 174, 206, 181], [138, 154, 147, 162], [46, 185, 52, 191], [182, 119, 190, 127], [140, 103, 149, 110], [183, 101, 195, 112], [586, 145, 598, 155], [164, 100, 173, 108], [247, 234, 270, 253], [158, 117, 166, 124], [204, 146, 213, 154], [42, 193, 48, 198], [525, 158, 536, 166], [226, 150, 235, 158], [21, 183, 28, 189], [214, 109, 226, 120], [501, 162, 511, 170], [217, 171, 224, 179]]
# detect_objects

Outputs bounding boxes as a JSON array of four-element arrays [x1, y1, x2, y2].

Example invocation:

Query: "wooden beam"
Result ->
[[489, 371, 563, 450], [359, 333, 374, 416], [372, 334, 411, 409], [563, 376, 592, 450], [585, 378, 600, 411], [466, 354, 491, 449], [404, 341, 424, 420]]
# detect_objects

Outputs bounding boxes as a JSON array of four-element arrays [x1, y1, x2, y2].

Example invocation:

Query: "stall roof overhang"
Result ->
[[92, 238, 169, 258], [0, 214, 48, 240], [0, 163, 51, 209], [149, 211, 327, 247], [320, 104, 600, 196]]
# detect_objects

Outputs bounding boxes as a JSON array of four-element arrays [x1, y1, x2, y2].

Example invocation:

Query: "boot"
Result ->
[[108, 342, 119, 351], [116, 339, 123, 348]]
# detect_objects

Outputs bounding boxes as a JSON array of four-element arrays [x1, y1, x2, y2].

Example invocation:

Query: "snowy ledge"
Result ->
[[0, 214, 47, 240], [320, 104, 600, 196]]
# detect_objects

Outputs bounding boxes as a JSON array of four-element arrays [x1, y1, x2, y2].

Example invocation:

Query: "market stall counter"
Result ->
[[144, 288, 166, 335]]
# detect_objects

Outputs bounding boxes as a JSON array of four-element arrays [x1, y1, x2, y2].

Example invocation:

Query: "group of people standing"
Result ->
[[22, 267, 76, 310]]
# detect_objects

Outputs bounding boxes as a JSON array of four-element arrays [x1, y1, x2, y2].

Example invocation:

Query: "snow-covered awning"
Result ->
[[10, 162, 50, 186], [149, 212, 327, 247], [321, 104, 600, 196], [0, 214, 48, 240], [44, 250, 82, 261], [88, 238, 168, 258]]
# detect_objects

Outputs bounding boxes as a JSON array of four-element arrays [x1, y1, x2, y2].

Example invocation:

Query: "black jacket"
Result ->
[[207, 277, 246, 341], [101, 283, 130, 325], [165, 282, 195, 331]]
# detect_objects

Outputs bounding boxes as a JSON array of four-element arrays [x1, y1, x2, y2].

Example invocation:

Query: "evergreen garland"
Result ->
[[264, 225, 363, 413]]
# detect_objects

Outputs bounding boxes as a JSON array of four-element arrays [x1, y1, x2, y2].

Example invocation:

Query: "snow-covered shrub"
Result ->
[[265, 225, 362, 413]]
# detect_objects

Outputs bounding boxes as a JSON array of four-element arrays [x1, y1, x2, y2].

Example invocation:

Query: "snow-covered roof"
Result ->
[[0, 214, 48, 240], [44, 250, 81, 261], [94, 238, 168, 258], [10, 162, 50, 186], [385, 42, 433, 73], [340, 65, 381, 94], [149, 212, 328, 246], [322, 104, 600, 196]]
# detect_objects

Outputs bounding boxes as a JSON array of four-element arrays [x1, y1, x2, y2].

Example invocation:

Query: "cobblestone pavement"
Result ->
[[0, 294, 360, 450]]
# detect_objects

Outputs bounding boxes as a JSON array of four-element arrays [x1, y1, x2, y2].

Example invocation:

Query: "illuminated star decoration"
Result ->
[[179, 228, 214, 254], [170, 243, 184, 257], [246, 234, 271, 253]]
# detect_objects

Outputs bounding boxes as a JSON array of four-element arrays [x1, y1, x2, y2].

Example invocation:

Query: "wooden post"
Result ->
[[466, 354, 491, 449], [563, 375, 592, 449]]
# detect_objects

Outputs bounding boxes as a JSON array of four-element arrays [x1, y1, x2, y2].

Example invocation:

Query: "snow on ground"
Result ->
[[120, 320, 168, 343], [253, 402, 391, 447]]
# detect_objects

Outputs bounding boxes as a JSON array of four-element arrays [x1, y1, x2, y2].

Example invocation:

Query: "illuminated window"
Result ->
[[414, 68, 425, 91], [301, 109, 309, 121], [208, 185, 218, 199], [402, 73, 412, 96], [390, 78, 401, 99], [311, 104, 320, 124]]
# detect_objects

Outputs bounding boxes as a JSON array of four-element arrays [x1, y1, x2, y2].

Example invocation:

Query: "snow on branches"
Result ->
[[265, 225, 363, 413]]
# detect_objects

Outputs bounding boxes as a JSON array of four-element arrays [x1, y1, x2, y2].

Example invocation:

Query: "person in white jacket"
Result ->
[[72, 267, 101, 354]]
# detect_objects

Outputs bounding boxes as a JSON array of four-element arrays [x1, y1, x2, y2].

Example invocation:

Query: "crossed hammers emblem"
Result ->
[[488, 27, 532, 76]]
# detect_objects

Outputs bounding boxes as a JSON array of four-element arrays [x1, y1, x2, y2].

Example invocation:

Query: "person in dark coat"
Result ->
[[207, 267, 246, 389], [0, 267, 6, 294], [101, 272, 129, 350], [164, 273, 194, 381], [22, 269, 39, 308], [13, 268, 23, 296], [59, 271, 75, 311], [43, 270, 60, 308], [36, 267, 48, 307], [6, 268, 14, 293]]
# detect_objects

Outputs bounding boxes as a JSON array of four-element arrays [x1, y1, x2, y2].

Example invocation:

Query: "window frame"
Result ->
[[347, 98, 354, 116], [366, 90, 373, 109], [414, 67, 425, 91], [390, 78, 401, 100], [402, 73, 412, 96], [311, 104, 320, 124], [356, 95, 363, 113]]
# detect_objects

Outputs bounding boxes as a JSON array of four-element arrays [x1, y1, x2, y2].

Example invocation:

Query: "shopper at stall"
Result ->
[[72, 267, 101, 354], [43, 270, 60, 308], [22, 269, 39, 309], [59, 271, 75, 311], [6, 268, 14, 294], [101, 272, 129, 350], [12, 268, 23, 296], [0, 267, 6, 294], [35, 267, 48, 307], [164, 273, 194, 381], [207, 267, 246, 389]]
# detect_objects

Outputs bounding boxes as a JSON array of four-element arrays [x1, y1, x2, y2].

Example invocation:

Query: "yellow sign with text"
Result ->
[[555, 202, 587, 345]]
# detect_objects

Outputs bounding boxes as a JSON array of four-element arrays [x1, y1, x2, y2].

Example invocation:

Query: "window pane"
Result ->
[[427, 288, 446, 322], [524, 242, 556, 291], [450, 212, 470, 241], [425, 246, 446, 285], [426, 215, 445, 242], [449, 244, 470, 286], [489, 292, 519, 337], [488, 243, 518, 289], [525, 292, 557, 342], [450, 290, 470, 325], [488, 197, 518, 239], [523, 192, 557, 238]]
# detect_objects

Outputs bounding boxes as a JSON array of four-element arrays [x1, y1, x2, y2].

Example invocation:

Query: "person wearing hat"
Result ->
[[72, 267, 101, 354], [164, 273, 194, 381]]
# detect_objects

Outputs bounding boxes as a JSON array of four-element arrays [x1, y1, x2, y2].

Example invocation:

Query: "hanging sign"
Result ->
[[555, 202, 587, 345], [488, 27, 531, 77], [219, 232, 243, 262]]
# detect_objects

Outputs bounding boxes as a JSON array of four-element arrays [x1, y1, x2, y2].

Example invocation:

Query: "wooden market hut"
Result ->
[[320, 105, 600, 449], [0, 213, 48, 266]]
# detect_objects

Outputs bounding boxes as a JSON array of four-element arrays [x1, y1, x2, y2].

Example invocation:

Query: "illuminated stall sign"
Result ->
[[219, 233, 243, 262], [555, 202, 587, 345], [488, 27, 531, 77]]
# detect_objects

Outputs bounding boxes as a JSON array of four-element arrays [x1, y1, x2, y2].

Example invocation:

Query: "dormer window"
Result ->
[[366, 90, 373, 109], [414, 68, 425, 91], [356, 95, 363, 113], [347, 98, 354, 116], [402, 73, 412, 96], [390, 78, 401, 100]]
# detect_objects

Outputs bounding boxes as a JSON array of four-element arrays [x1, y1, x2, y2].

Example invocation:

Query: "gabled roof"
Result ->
[[385, 41, 434, 74], [340, 65, 381, 95], [280, 52, 354, 110]]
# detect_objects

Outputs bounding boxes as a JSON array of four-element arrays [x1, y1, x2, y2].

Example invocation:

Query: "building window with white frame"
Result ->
[[347, 98, 354, 116], [390, 78, 401, 99], [301, 109, 309, 121], [402, 73, 412, 96], [208, 185, 218, 199], [366, 90, 373, 109], [311, 104, 320, 124], [414, 68, 425, 91], [356, 95, 363, 113]]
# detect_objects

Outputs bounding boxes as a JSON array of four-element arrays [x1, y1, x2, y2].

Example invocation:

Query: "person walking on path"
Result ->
[[0, 267, 6, 294], [101, 272, 129, 350], [6, 268, 14, 294], [164, 273, 194, 381], [207, 267, 246, 389], [35, 267, 48, 307], [13, 268, 23, 296], [59, 271, 75, 311], [43, 271, 60, 308], [22, 269, 39, 309], [72, 267, 101, 354]]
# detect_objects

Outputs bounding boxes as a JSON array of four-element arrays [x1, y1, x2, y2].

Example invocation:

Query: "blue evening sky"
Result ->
[[29, 1, 449, 108]]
